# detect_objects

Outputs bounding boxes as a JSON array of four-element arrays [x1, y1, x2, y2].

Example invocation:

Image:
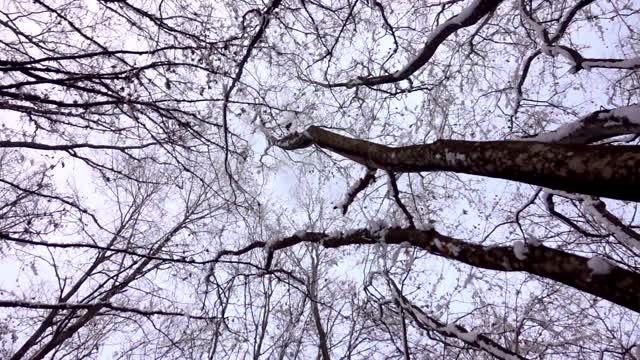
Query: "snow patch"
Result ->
[[457, 329, 479, 343], [513, 240, 528, 260], [416, 221, 434, 231], [264, 237, 277, 252], [368, 219, 388, 232], [392, 70, 405, 79], [519, 4, 547, 48], [610, 104, 640, 125], [548, 46, 577, 66], [344, 228, 359, 237], [587, 256, 612, 275], [520, 117, 583, 143], [448, 243, 461, 256], [444, 151, 466, 163], [345, 78, 364, 88], [452, 0, 484, 25], [434, 238, 443, 251], [440, 324, 479, 343]]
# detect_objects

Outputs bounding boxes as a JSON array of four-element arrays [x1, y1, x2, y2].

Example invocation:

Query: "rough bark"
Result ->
[[275, 126, 640, 202], [215, 228, 640, 313]]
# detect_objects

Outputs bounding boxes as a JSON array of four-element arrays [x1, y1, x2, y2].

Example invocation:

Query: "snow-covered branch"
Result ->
[[519, 0, 638, 74], [272, 123, 640, 202], [582, 197, 640, 251], [542, 190, 640, 252], [521, 104, 640, 144], [542, 45, 640, 73], [311, 0, 504, 88], [523, 105, 640, 251], [385, 276, 528, 359], [211, 227, 640, 313]]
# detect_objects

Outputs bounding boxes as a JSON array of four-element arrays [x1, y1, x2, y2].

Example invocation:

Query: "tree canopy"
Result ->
[[0, 0, 639, 358]]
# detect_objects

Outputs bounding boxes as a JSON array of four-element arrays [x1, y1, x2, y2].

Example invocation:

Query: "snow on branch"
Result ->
[[542, 45, 640, 74], [210, 228, 640, 313], [514, 0, 634, 121], [609, 104, 640, 125], [273, 125, 640, 202], [582, 197, 640, 251], [542, 192, 606, 238], [520, 105, 640, 252], [580, 57, 640, 72], [512, 240, 528, 260], [587, 256, 612, 275], [519, 0, 638, 74], [385, 276, 528, 359], [312, 0, 504, 88], [521, 105, 640, 144], [519, 0, 550, 46], [542, 190, 640, 252], [271, 130, 313, 150], [549, 0, 595, 44]]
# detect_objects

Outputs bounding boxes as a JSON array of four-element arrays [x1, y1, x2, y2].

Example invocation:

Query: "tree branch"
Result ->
[[385, 275, 528, 359], [0, 299, 217, 320], [0, 141, 158, 152], [521, 105, 640, 144], [311, 0, 504, 88], [335, 168, 377, 215], [212, 228, 640, 313], [274, 106, 640, 202], [387, 171, 415, 228]]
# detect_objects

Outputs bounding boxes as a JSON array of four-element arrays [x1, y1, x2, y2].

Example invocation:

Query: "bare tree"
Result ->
[[1, 0, 639, 359]]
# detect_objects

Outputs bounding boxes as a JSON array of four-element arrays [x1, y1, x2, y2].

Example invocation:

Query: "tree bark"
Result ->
[[276, 126, 640, 202], [218, 229, 640, 313]]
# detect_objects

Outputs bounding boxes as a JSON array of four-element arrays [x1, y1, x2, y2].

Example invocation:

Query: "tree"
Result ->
[[0, 0, 639, 358]]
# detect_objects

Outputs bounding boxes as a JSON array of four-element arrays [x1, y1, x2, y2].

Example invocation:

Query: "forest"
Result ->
[[0, 0, 639, 358]]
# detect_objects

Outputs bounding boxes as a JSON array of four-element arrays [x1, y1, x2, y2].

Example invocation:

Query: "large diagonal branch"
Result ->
[[274, 106, 640, 202], [213, 228, 640, 313], [312, 0, 503, 88]]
